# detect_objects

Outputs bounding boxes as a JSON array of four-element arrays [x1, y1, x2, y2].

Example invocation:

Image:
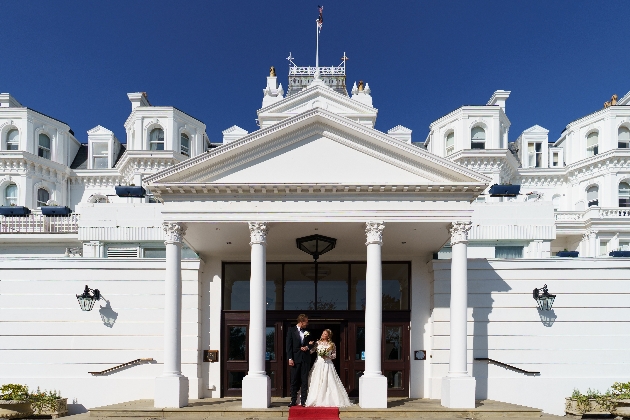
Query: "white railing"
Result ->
[[598, 208, 630, 218], [555, 211, 583, 221], [0, 214, 79, 233], [555, 207, 630, 221], [289, 66, 345, 76]]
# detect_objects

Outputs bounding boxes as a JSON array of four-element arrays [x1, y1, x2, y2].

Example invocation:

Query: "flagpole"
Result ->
[[315, 19, 320, 80]]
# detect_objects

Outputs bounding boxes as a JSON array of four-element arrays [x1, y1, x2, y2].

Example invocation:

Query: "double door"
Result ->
[[222, 312, 410, 398]]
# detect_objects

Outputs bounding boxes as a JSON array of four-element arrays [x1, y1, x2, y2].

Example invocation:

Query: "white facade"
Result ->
[[1, 59, 630, 416]]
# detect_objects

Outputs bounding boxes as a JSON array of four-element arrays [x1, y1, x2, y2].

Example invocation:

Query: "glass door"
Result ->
[[265, 322, 284, 397], [223, 322, 248, 397]]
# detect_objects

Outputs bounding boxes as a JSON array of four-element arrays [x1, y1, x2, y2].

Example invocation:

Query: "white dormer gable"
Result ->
[[223, 125, 249, 144], [87, 125, 120, 169], [387, 125, 412, 144], [257, 83, 378, 130], [516, 125, 549, 168]]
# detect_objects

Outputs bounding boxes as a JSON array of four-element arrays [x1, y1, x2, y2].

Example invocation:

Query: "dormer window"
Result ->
[[6, 129, 19, 150], [37, 188, 50, 208], [528, 142, 542, 167], [445, 132, 454, 156], [619, 127, 630, 148], [38, 134, 51, 159], [4, 183, 17, 206], [552, 152, 559, 167], [586, 131, 599, 157], [181, 133, 190, 156], [471, 127, 486, 149], [149, 128, 165, 151], [92, 142, 109, 169]]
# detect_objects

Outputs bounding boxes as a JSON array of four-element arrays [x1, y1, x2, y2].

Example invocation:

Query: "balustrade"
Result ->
[[0, 214, 79, 233]]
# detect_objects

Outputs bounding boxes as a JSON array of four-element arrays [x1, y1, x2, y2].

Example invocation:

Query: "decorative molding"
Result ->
[[469, 224, 555, 241], [365, 221, 385, 245], [78, 226, 163, 242], [248, 222, 268, 245], [450, 221, 472, 245], [163, 222, 186, 244]]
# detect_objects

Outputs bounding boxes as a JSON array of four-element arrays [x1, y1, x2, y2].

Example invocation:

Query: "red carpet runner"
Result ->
[[288, 406, 340, 420]]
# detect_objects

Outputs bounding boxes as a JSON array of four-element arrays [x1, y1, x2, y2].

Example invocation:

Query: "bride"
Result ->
[[304, 329, 353, 407]]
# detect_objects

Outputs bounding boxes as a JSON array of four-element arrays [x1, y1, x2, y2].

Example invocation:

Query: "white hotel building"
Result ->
[[1, 57, 630, 415]]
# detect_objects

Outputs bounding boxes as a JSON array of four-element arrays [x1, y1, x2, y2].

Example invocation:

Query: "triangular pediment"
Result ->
[[145, 108, 490, 187], [523, 125, 549, 134], [87, 125, 113, 135]]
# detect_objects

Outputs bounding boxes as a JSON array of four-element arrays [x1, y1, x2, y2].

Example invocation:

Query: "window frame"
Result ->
[[38, 133, 51, 159], [4, 183, 18, 206], [619, 126, 630, 149], [586, 185, 599, 207], [586, 131, 599, 157], [36, 187, 50, 208], [6, 129, 19, 151], [149, 127, 165, 151], [528, 142, 543, 168], [470, 126, 486, 150], [619, 181, 630, 208], [180, 133, 190, 156], [445, 131, 455, 156]]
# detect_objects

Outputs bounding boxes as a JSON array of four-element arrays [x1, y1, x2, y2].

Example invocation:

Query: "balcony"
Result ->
[[555, 207, 630, 234], [0, 214, 79, 234]]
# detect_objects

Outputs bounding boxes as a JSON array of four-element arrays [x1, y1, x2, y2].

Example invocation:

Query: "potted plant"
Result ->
[[557, 249, 579, 258], [41, 206, 72, 216], [609, 250, 630, 257], [0, 384, 33, 419], [611, 381, 630, 418], [565, 388, 615, 418], [488, 183, 521, 197], [0, 205, 31, 217], [115, 184, 146, 198]]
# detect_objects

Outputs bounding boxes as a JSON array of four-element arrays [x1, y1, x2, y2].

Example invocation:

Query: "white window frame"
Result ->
[[4, 183, 18, 206], [36, 187, 50, 208], [180, 133, 190, 156], [619, 181, 630, 207], [587, 185, 599, 207], [586, 131, 599, 157], [6, 129, 19, 151], [445, 131, 455, 156], [91, 141, 110, 169], [149, 128, 165, 151], [38, 133, 51, 159], [528, 142, 542, 168], [471, 126, 486, 150], [619, 126, 630, 149]]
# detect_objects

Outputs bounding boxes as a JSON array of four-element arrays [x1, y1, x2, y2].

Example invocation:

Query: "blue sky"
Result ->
[[2, 1, 629, 144]]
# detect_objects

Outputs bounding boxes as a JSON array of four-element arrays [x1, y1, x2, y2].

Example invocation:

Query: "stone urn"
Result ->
[[612, 399, 630, 419], [0, 401, 34, 419]]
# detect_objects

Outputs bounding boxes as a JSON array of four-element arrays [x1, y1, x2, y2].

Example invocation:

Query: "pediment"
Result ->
[[87, 125, 113, 134], [523, 125, 549, 134], [145, 108, 490, 187]]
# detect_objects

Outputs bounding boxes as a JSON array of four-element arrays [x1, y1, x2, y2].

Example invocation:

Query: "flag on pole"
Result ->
[[317, 5, 323, 33]]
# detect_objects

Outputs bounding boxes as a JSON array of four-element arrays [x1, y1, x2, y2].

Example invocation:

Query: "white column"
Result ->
[[242, 222, 271, 408], [441, 221, 476, 408], [589, 229, 598, 257], [155, 222, 189, 408], [359, 221, 388, 408]]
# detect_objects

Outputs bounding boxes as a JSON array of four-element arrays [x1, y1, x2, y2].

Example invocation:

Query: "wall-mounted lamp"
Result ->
[[533, 284, 556, 311], [77, 285, 102, 311]]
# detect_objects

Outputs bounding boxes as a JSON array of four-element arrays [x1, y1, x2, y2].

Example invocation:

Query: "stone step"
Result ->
[[88, 398, 544, 419]]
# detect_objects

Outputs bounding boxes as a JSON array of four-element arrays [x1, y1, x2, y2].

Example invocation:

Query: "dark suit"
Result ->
[[286, 325, 313, 404]]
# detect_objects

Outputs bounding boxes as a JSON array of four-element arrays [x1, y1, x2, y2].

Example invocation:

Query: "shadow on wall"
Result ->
[[470, 259, 511, 401], [99, 300, 118, 328], [537, 308, 557, 327], [68, 403, 87, 415]]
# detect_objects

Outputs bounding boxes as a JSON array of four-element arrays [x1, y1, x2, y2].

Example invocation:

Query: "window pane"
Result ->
[[5, 184, 17, 206], [350, 264, 367, 310], [495, 246, 523, 258], [92, 142, 108, 155], [39, 134, 51, 148], [266, 326, 275, 361], [37, 188, 49, 207], [355, 326, 365, 360], [227, 371, 246, 389], [587, 186, 599, 201], [93, 156, 108, 169], [144, 248, 166, 258], [471, 127, 485, 140], [619, 127, 630, 141], [315, 264, 348, 310], [223, 263, 282, 310], [385, 371, 403, 389], [382, 264, 409, 310], [7, 129, 19, 150], [266, 264, 283, 310], [228, 326, 247, 361], [284, 264, 315, 310], [181, 134, 190, 156], [385, 326, 402, 360]]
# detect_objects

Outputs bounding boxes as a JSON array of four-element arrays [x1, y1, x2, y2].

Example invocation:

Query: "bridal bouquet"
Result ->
[[317, 347, 331, 358]]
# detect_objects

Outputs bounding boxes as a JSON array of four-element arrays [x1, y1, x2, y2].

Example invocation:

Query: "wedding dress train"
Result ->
[[304, 341, 353, 407]]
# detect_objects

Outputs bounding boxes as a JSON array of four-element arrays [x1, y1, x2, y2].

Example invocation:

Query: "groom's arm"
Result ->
[[286, 328, 295, 366]]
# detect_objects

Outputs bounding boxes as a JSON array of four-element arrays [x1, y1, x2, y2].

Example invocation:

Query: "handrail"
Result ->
[[474, 358, 540, 375], [88, 358, 154, 375]]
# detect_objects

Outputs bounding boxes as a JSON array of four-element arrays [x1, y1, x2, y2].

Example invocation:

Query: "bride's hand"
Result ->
[[309, 341, 314, 345]]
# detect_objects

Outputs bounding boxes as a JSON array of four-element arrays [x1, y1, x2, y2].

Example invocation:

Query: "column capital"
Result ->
[[163, 222, 186, 244], [365, 221, 385, 245], [583, 228, 597, 241], [450, 221, 472, 245], [249, 222, 268, 245]]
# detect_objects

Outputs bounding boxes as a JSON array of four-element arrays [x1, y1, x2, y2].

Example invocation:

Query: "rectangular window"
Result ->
[[228, 326, 247, 361], [600, 241, 608, 256], [619, 241, 630, 251], [528, 143, 542, 167], [93, 157, 108, 169], [495, 246, 524, 259], [92, 142, 109, 168], [552, 153, 559, 166]]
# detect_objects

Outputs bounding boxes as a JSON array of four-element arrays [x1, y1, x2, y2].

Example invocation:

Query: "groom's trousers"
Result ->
[[290, 360, 310, 404]]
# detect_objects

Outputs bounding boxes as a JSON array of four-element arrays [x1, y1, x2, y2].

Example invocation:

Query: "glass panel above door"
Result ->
[[351, 263, 409, 310], [284, 264, 315, 310], [315, 264, 349, 310]]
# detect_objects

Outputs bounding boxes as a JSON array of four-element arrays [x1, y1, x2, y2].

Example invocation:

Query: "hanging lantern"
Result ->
[[76, 285, 101, 311], [533, 284, 556, 311], [296, 234, 337, 262]]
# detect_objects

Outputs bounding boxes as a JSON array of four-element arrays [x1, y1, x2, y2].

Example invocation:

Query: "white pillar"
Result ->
[[588, 229, 598, 257], [359, 221, 388, 408], [155, 222, 189, 408], [441, 221, 476, 409], [242, 222, 271, 408]]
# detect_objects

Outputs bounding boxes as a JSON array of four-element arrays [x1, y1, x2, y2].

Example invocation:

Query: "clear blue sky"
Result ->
[[2, 1, 629, 144]]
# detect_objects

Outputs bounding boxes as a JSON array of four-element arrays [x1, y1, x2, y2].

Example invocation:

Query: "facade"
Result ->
[[1, 59, 630, 415]]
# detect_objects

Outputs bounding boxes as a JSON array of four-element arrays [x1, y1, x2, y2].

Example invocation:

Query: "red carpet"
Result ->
[[288, 406, 340, 420]]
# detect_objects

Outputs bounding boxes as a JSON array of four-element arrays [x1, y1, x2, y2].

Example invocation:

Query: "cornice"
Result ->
[[0, 151, 72, 176], [145, 108, 490, 185]]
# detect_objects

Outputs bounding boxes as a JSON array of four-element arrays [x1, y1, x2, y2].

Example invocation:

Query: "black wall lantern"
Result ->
[[533, 284, 556, 311], [77, 285, 102, 311], [296, 234, 337, 262]]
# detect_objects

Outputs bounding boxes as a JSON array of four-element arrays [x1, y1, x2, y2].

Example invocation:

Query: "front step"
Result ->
[[89, 398, 543, 419]]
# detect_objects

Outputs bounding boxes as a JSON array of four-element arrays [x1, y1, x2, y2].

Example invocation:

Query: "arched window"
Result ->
[[38, 134, 51, 159], [6, 129, 19, 150], [445, 132, 454, 156], [619, 127, 630, 149], [586, 131, 598, 157], [471, 126, 486, 149], [149, 128, 165, 151], [552, 194, 561, 210], [36, 188, 49, 207], [180, 133, 190, 156], [4, 183, 17, 206], [619, 182, 630, 207], [587, 185, 599, 207]]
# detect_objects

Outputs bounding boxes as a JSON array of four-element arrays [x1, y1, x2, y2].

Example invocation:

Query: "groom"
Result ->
[[286, 313, 314, 407]]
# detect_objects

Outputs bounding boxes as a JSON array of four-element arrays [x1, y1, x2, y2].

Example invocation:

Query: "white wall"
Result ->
[[0, 258, 201, 413], [430, 258, 630, 415]]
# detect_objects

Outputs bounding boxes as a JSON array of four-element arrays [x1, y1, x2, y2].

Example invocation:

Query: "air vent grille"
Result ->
[[107, 247, 139, 258]]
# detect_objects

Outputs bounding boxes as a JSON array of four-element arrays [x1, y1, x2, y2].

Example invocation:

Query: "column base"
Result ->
[[154, 375, 189, 408], [441, 376, 476, 408], [242, 374, 271, 408], [359, 374, 387, 408]]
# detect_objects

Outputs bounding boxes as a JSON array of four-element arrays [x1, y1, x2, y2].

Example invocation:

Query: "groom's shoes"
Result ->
[[288, 402, 297, 407]]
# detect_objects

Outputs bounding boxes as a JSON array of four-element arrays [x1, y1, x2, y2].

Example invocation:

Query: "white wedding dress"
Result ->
[[304, 340, 353, 407]]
